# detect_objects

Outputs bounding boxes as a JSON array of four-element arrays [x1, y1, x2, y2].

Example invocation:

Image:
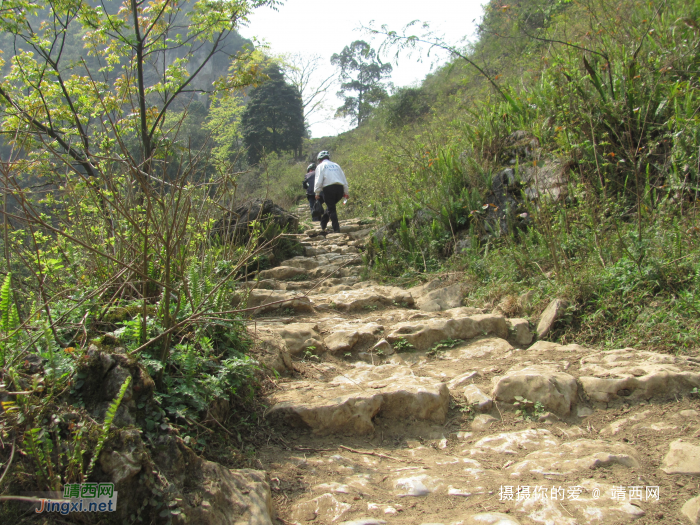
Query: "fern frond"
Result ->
[[85, 375, 131, 481], [0, 273, 11, 330], [24, 428, 50, 487]]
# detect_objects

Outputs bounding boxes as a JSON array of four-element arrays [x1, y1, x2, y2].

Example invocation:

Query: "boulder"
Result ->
[[99, 429, 148, 485], [520, 159, 569, 202], [506, 439, 639, 477], [464, 513, 521, 525], [492, 365, 578, 416], [291, 494, 351, 523], [471, 414, 498, 431], [464, 385, 493, 412], [386, 314, 508, 351], [515, 478, 644, 524], [325, 330, 360, 353], [246, 290, 314, 314], [661, 440, 700, 475], [314, 286, 414, 312], [324, 323, 384, 353], [507, 318, 532, 345], [348, 228, 374, 240], [447, 371, 479, 392], [371, 339, 394, 356], [413, 282, 465, 312], [274, 323, 325, 356], [536, 298, 568, 339], [470, 429, 560, 456], [257, 266, 307, 281], [579, 349, 700, 406], [682, 495, 700, 525], [269, 364, 449, 435], [212, 198, 298, 242], [152, 435, 273, 525]]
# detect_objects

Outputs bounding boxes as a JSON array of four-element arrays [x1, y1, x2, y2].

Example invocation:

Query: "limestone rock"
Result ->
[[371, 339, 394, 356], [274, 323, 325, 356], [99, 429, 147, 485], [447, 371, 479, 392], [413, 282, 465, 312], [518, 290, 535, 314], [246, 290, 314, 314], [348, 228, 374, 240], [464, 513, 521, 525], [152, 436, 273, 525], [471, 414, 498, 431], [579, 349, 700, 405], [324, 323, 384, 353], [661, 440, 700, 475], [257, 266, 307, 280], [492, 365, 578, 416], [536, 298, 568, 339], [682, 495, 700, 525], [314, 286, 414, 312], [292, 494, 351, 523], [444, 306, 485, 317], [516, 478, 644, 524], [211, 198, 298, 242], [520, 159, 569, 202], [470, 429, 559, 456], [507, 439, 639, 477], [527, 341, 591, 353], [393, 473, 443, 496], [269, 385, 383, 435], [464, 385, 493, 412], [339, 519, 386, 525], [599, 410, 651, 436], [386, 314, 508, 351], [325, 330, 360, 353], [282, 253, 362, 271], [507, 318, 532, 345], [269, 364, 449, 435]]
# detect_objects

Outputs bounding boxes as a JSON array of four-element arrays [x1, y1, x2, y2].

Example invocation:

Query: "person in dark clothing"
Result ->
[[302, 163, 322, 217], [314, 151, 349, 233]]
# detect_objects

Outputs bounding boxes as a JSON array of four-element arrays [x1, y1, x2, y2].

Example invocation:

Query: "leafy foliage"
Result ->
[[241, 63, 306, 163], [331, 40, 393, 126], [85, 376, 131, 480]]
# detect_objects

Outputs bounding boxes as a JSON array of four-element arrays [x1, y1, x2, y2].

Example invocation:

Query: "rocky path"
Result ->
[[246, 215, 700, 525]]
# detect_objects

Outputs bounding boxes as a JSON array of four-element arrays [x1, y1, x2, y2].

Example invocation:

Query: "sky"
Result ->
[[239, 0, 486, 138]]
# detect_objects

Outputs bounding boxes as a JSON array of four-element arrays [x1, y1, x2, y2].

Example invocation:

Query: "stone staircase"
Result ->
[[243, 215, 700, 525]]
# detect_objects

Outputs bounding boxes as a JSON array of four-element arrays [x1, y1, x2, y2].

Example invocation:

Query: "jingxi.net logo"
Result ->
[[34, 483, 117, 515]]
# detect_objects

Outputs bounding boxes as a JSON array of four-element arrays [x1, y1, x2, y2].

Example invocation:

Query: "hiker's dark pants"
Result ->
[[320, 184, 344, 233]]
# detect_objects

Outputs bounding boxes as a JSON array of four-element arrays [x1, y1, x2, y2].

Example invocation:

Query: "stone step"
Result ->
[[269, 363, 450, 435], [280, 253, 362, 271]]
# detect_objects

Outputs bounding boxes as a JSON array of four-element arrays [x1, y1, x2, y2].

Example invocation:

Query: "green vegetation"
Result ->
[[513, 396, 546, 421], [331, 40, 393, 126], [428, 338, 464, 357], [1, 0, 699, 518], [242, 63, 306, 163], [392, 337, 415, 353], [0, 0, 283, 518], [314, 0, 700, 353]]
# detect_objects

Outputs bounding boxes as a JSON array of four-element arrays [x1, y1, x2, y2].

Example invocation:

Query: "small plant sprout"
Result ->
[[392, 338, 415, 352]]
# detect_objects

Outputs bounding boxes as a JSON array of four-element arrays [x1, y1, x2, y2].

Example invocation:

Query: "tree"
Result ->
[[281, 53, 336, 129], [331, 40, 393, 126], [0, 0, 274, 371], [241, 63, 306, 164]]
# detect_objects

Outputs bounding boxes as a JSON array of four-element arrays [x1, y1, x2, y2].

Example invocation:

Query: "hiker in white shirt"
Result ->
[[313, 151, 349, 233]]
